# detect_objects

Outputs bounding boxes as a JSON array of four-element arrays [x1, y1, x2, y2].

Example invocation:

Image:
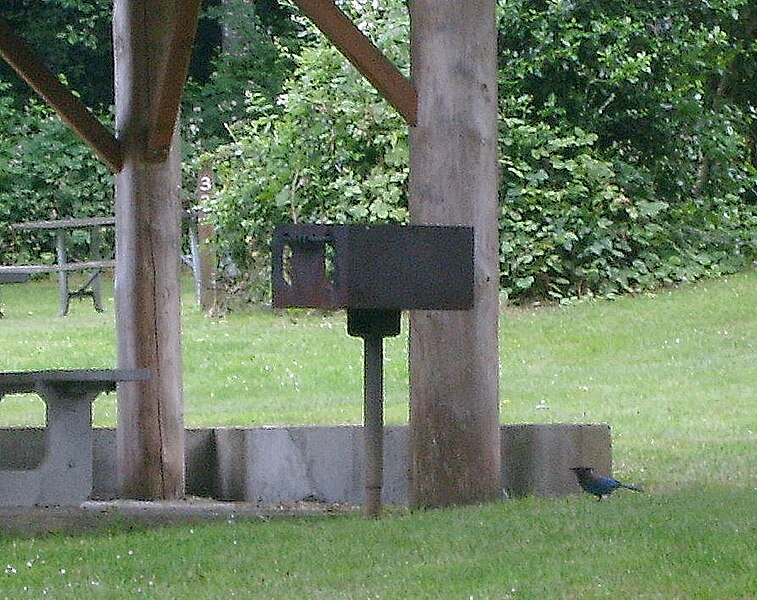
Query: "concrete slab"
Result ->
[[92, 429, 217, 500], [0, 499, 358, 536], [213, 424, 610, 504], [216, 426, 409, 505]]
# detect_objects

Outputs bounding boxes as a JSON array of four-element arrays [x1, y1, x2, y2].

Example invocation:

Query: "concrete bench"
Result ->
[[0, 369, 148, 506]]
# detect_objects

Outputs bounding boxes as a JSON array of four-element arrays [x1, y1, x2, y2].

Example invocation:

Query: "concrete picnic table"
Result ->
[[0, 368, 149, 506], [5, 216, 116, 316]]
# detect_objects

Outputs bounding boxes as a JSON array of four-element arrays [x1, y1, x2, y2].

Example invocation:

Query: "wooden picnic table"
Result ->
[[2, 214, 210, 315], [3, 216, 116, 316]]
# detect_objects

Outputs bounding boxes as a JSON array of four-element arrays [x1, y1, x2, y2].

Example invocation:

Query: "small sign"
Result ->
[[196, 169, 214, 204]]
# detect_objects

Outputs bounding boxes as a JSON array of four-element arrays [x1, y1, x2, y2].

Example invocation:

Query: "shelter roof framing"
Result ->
[[0, 17, 123, 173], [0, 1, 416, 169], [0, 1, 496, 510], [291, 0, 417, 125], [146, 0, 203, 157]]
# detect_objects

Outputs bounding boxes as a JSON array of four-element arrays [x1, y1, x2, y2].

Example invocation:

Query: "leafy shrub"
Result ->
[[498, 93, 756, 301], [202, 13, 411, 303], [201, 0, 754, 305], [0, 90, 113, 264], [1, 1, 753, 304]]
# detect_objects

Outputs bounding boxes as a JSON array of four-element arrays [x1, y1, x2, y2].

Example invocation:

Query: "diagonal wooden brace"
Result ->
[[0, 18, 123, 172], [292, 0, 417, 125]]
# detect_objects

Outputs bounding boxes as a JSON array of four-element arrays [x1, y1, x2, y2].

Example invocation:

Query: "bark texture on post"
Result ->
[[113, 0, 185, 500], [408, 0, 501, 508]]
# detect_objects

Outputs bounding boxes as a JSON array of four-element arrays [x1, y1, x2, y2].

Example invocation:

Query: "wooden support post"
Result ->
[[408, 0, 501, 508], [196, 218, 219, 313], [194, 169, 218, 313], [113, 0, 185, 500]]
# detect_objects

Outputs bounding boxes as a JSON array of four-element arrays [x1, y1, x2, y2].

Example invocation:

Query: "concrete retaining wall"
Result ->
[[0, 424, 611, 505], [91, 429, 218, 500], [215, 426, 411, 504]]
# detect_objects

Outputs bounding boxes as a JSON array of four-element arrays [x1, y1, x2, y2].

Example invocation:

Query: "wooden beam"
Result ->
[[0, 260, 116, 274], [146, 0, 202, 155], [408, 0, 501, 508], [114, 0, 185, 501], [292, 0, 417, 125], [0, 18, 123, 173]]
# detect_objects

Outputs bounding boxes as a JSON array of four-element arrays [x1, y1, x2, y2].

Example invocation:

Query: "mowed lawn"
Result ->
[[0, 269, 754, 598]]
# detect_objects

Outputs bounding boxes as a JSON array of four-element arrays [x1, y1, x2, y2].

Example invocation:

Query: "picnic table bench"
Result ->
[[0, 216, 116, 316], [0, 368, 148, 506]]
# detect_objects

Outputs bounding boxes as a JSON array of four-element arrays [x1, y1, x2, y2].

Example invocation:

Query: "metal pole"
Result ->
[[90, 225, 104, 312], [187, 212, 202, 306], [55, 230, 69, 316], [363, 332, 384, 517]]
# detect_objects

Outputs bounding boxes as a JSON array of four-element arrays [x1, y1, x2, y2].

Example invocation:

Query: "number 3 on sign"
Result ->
[[197, 171, 214, 202]]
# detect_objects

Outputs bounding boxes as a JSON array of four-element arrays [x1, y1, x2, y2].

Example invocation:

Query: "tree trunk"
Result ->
[[113, 0, 185, 500], [408, 0, 501, 508]]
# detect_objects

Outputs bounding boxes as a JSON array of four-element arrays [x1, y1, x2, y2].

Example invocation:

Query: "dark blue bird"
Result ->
[[571, 467, 644, 500]]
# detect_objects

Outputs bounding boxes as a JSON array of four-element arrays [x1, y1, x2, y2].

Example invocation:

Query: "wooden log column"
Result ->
[[113, 0, 185, 499], [408, 0, 501, 507]]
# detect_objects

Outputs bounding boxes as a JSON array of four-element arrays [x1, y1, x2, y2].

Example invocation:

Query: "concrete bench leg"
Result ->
[[36, 384, 98, 505]]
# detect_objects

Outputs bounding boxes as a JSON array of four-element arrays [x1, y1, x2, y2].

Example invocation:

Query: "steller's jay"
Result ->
[[571, 467, 644, 500]]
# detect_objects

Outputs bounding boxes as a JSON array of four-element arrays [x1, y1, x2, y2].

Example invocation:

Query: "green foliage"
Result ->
[[498, 95, 756, 300], [204, 6, 411, 300], [0, 0, 753, 303], [0, 2, 115, 263], [0, 89, 113, 263], [495, 0, 757, 300], [183, 0, 306, 153], [199, 0, 754, 304], [0, 0, 113, 109]]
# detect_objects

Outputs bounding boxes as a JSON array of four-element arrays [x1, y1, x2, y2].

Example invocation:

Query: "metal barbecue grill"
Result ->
[[272, 223, 474, 516]]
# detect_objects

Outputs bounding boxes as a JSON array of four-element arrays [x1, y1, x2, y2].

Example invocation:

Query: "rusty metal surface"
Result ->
[[272, 224, 474, 310]]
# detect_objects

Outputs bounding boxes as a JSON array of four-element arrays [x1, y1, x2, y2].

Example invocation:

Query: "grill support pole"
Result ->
[[271, 227, 472, 516], [348, 309, 400, 517], [362, 332, 384, 517]]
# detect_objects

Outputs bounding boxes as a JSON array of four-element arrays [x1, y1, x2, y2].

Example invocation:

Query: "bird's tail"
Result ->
[[620, 482, 644, 493]]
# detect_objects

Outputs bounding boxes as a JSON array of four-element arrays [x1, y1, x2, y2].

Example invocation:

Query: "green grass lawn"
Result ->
[[0, 269, 755, 598], [0, 488, 753, 599]]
